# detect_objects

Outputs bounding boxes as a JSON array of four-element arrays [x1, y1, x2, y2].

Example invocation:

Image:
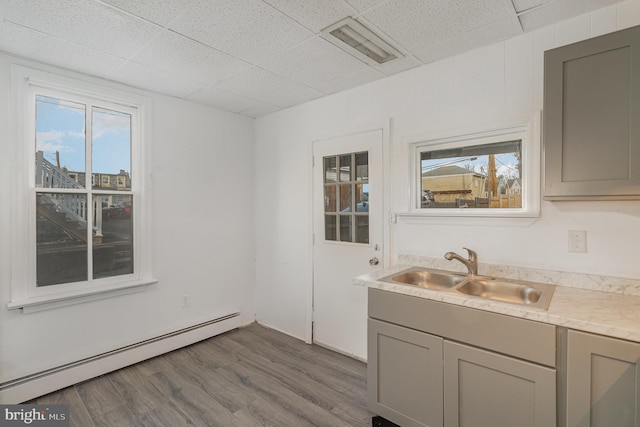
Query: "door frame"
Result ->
[[306, 119, 392, 345]]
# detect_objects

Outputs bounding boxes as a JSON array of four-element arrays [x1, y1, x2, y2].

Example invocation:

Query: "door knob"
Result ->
[[369, 257, 380, 266]]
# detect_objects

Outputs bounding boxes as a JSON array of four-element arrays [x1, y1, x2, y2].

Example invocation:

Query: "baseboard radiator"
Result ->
[[0, 312, 241, 404]]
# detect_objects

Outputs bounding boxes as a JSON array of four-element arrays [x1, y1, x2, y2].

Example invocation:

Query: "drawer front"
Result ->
[[369, 288, 556, 367]]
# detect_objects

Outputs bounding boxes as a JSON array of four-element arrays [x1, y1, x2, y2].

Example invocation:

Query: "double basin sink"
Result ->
[[381, 267, 555, 310]]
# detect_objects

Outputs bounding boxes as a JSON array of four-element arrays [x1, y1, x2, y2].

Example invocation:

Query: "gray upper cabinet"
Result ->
[[544, 24, 640, 200]]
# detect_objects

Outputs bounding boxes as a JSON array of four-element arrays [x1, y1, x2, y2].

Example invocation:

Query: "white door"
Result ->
[[312, 129, 383, 359]]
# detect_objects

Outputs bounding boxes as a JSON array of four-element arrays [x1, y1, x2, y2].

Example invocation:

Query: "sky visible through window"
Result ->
[[421, 153, 520, 179], [36, 95, 131, 175]]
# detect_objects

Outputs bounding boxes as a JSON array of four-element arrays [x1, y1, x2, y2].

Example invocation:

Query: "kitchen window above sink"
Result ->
[[399, 114, 541, 221]]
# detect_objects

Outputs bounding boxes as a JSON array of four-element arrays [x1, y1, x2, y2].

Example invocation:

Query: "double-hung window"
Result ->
[[9, 66, 154, 312]]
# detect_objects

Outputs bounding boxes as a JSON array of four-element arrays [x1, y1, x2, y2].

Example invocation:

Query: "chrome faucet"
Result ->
[[444, 247, 478, 276]]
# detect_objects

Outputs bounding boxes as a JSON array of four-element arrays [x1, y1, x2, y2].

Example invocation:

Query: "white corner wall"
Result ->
[[0, 53, 256, 391], [254, 1, 640, 342]]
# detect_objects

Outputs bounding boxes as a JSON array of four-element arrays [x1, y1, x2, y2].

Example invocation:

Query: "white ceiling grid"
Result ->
[[0, 0, 626, 117]]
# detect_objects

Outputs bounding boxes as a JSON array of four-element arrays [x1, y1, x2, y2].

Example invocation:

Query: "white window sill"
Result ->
[[394, 210, 540, 227], [7, 279, 158, 314]]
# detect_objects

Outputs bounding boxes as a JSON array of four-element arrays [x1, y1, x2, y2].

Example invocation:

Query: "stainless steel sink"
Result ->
[[456, 279, 555, 309], [379, 267, 555, 310], [381, 267, 466, 289]]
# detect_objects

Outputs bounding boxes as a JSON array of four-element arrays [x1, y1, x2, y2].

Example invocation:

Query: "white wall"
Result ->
[[0, 53, 256, 385], [255, 1, 640, 343]]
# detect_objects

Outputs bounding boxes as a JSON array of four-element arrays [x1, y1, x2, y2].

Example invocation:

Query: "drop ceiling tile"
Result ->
[[259, 37, 369, 87], [168, 0, 313, 63], [263, 0, 357, 32], [131, 30, 251, 86], [414, 15, 523, 64], [5, 0, 162, 59], [362, 0, 517, 52], [217, 67, 324, 108], [314, 67, 384, 94], [113, 62, 205, 98], [344, 0, 389, 13], [186, 87, 259, 113], [518, 0, 623, 32], [511, 0, 548, 13], [239, 103, 282, 118], [0, 21, 126, 78], [99, 0, 192, 27]]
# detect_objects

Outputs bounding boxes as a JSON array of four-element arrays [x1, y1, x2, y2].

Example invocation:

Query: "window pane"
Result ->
[[92, 107, 131, 191], [355, 183, 369, 212], [340, 184, 352, 211], [36, 193, 88, 286], [35, 95, 86, 189], [94, 195, 133, 279], [325, 215, 337, 241], [355, 152, 368, 181], [355, 216, 369, 244], [324, 185, 337, 212], [420, 140, 522, 209], [324, 156, 337, 183], [340, 216, 352, 242], [339, 154, 351, 182]]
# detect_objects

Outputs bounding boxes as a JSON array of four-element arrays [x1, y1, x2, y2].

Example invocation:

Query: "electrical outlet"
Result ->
[[182, 294, 190, 308], [568, 230, 587, 253]]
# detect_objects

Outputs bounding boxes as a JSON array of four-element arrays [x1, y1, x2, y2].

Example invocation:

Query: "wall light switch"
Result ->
[[568, 230, 587, 253]]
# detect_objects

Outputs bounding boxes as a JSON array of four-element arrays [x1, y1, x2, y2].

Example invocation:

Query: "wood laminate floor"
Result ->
[[29, 323, 375, 426]]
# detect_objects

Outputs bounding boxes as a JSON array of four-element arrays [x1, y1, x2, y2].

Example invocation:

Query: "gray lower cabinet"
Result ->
[[368, 288, 557, 427], [368, 319, 443, 427], [563, 329, 640, 427], [444, 341, 556, 427]]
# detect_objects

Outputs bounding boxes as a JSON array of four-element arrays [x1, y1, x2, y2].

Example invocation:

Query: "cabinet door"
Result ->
[[544, 24, 640, 200], [566, 330, 640, 427], [368, 318, 444, 427], [444, 341, 556, 427]]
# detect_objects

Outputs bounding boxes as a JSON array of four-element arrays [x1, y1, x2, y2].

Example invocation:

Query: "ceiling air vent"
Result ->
[[321, 17, 404, 65]]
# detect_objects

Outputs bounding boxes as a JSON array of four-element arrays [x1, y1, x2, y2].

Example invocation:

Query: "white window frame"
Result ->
[[8, 65, 156, 313], [400, 113, 541, 220]]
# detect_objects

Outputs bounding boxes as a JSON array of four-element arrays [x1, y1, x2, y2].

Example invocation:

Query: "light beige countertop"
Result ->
[[355, 256, 640, 344]]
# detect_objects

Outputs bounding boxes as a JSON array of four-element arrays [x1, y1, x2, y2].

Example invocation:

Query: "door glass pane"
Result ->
[[340, 184, 352, 211], [339, 154, 351, 182], [36, 192, 88, 286], [92, 107, 132, 191], [35, 95, 86, 189], [325, 215, 337, 241], [324, 156, 337, 183], [340, 216, 352, 242], [355, 216, 369, 244], [94, 194, 133, 279], [355, 183, 368, 212], [324, 185, 337, 212], [323, 151, 369, 244], [355, 152, 368, 181]]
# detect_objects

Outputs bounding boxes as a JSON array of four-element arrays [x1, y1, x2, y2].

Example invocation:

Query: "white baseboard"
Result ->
[[0, 313, 241, 404], [312, 338, 367, 363]]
